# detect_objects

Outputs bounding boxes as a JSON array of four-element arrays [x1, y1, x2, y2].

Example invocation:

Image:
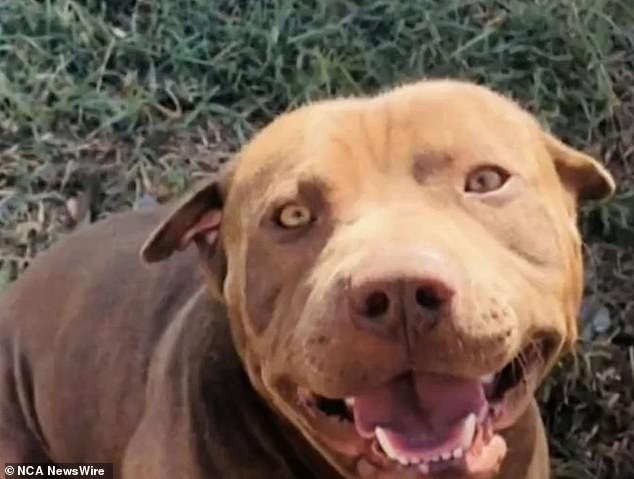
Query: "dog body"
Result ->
[[0, 209, 333, 477], [0, 80, 614, 478]]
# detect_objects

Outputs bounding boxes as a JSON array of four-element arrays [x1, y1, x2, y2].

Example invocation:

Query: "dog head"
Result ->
[[142, 80, 614, 478]]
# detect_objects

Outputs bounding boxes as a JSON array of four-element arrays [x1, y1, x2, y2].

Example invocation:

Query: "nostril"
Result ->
[[364, 291, 390, 318], [415, 286, 444, 311]]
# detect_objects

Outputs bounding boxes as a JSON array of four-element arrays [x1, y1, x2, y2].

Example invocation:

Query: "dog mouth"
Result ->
[[293, 340, 550, 477]]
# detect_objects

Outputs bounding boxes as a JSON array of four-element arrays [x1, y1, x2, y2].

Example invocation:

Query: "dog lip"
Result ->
[[287, 337, 551, 476], [297, 338, 546, 415], [489, 341, 546, 397]]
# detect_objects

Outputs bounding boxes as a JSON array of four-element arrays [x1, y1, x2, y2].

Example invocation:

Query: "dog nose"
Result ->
[[412, 280, 454, 312], [349, 274, 455, 335]]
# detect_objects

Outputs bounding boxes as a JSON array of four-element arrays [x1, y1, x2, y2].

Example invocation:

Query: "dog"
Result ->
[[0, 79, 615, 478]]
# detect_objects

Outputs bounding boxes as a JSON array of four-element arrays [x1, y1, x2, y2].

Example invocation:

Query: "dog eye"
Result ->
[[465, 166, 509, 194], [276, 203, 313, 228]]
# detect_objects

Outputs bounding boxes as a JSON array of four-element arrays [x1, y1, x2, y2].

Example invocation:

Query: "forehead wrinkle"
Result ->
[[384, 82, 528, 151], [297, 113, 367, 192], [385, 98, 417, 177], [261, 173, 301, 206], [407, 113, 527, 176], [233, 79, 548, 230], [322, 104, 411, 183], [360, 100, 408, 175], [358, 105, 383, 172], [299, 107, 428, 222], [381, 99, 397, 173]]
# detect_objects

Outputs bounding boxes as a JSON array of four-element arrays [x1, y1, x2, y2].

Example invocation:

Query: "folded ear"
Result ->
[[544, 133, 616, 203], [141, 163, 235, 264]]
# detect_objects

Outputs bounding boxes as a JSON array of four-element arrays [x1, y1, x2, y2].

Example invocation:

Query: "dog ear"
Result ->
[[141, 162, 235, 264], [544, 133, 615, 203]]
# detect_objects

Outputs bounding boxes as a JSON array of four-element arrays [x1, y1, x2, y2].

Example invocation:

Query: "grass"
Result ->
[[1, 0, 633, 477]]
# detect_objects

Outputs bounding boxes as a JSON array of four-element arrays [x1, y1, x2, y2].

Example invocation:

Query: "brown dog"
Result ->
[[0, 80, 615, 478]]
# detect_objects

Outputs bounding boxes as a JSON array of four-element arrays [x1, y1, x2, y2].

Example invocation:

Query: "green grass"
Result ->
[[1, 1, 633, 477]]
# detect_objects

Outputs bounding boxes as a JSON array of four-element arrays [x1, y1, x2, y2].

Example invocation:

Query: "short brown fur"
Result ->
[[0, 79, 614, 479]]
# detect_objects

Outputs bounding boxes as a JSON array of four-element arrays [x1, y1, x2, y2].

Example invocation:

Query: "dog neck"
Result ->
[[133, 284, 338, 478]]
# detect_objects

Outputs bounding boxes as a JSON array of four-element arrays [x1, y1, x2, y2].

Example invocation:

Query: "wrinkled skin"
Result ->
[[197, 81, 612, 478], [0, 80, 614, 479]]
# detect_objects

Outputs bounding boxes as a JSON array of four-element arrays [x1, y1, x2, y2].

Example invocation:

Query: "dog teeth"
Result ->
[[376, 426, 469, 472], [375, 427, 400, 462], [460, 413, 477, 450], [480, 373, 495, 384]]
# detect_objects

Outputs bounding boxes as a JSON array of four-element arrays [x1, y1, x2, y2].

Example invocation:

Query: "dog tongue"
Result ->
[[353, 372, 486, 447]]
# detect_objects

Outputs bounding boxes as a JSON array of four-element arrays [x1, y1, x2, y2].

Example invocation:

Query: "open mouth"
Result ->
[[294, 341, 549, 477]]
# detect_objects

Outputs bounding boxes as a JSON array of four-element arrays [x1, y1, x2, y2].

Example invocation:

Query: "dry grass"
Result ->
[[1, 1, 632, 477]]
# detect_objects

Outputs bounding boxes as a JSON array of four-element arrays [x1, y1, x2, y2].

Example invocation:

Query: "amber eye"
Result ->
[[465, 166, 510, 194], [276, 203, 313, 228]]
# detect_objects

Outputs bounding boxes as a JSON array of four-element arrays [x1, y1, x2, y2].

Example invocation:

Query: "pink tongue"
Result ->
[[353, 373, 485, 447]]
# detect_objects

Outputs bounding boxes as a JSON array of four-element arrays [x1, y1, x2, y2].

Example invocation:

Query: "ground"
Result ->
[[0, 1, 632, 477]]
